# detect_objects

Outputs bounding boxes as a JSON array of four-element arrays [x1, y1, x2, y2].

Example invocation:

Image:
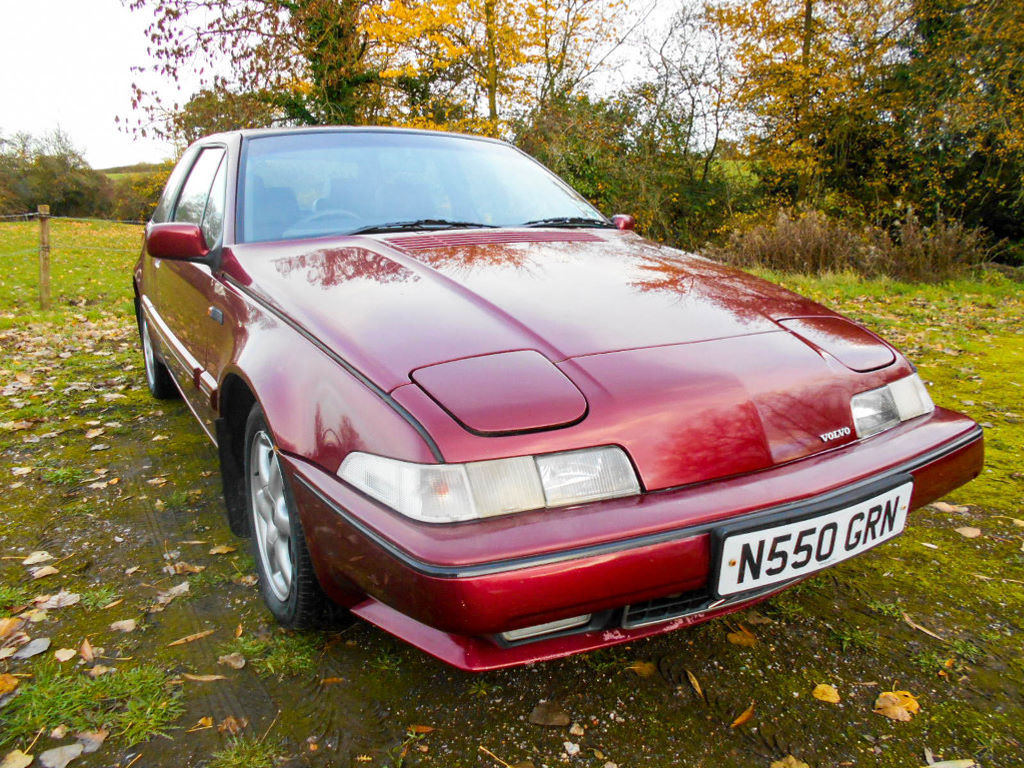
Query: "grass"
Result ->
[[81, 585, 121, 610], [2, 219, 1023, 765], [0, 664, 183, 748], [219, 632, 322, 679], [208, 736, 279, 768]]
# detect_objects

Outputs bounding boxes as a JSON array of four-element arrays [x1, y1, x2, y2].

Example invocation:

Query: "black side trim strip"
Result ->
[[222, 274, 444, 462], [293, 424, 982, 579]]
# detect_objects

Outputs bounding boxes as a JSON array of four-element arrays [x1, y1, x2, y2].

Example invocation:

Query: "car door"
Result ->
[[152, 145, 226, 435]]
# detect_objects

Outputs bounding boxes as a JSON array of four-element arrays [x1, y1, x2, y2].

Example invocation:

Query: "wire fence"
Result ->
[[1, 207, 145, 307]]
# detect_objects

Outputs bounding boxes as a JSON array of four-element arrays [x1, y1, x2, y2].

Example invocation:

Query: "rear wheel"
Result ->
[[138, 311, 177, 399], [244, 405, 329, 627]]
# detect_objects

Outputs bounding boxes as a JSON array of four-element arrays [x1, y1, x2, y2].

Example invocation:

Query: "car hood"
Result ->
[[227, 230, 849, 393]]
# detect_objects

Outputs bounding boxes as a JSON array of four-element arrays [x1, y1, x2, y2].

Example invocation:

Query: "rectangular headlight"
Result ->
[[338, 446, 640, 524], [852, 374, 934, 439]]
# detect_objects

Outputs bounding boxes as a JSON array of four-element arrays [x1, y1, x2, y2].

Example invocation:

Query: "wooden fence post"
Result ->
[[38, 204, 50, 310]]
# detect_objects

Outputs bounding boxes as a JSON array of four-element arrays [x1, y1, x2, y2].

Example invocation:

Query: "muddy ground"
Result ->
[[1, 221, 1022, 768]]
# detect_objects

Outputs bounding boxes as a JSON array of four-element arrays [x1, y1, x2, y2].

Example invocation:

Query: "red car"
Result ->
[[134, 127, 983, 670]]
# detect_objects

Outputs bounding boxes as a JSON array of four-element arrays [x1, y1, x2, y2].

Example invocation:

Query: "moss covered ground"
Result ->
[[0, 222, 1021, 767]]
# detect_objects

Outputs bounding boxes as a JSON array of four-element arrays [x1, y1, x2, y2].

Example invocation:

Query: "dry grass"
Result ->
[[707, 208, 992, 281]]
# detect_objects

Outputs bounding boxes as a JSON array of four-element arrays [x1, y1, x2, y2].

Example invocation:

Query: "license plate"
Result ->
[[715, 481, 913, 596]]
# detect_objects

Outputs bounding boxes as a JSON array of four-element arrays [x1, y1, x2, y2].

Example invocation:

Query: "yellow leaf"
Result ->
[[0, 674, 19, 696], [812, 683, 840, 703], [409, 724, 435, 734], [208, 545, 236, 555], [873, 690, 919, 721], [686, 669, 705, 702], [628, 661, 657, 678], [183, 673, 226, 682], [730, 701, 755, 728], [168, 629, 215, 647], [727, 624, 757, 647], [79, 637, 94, 663], [771, 757, 810, 768]]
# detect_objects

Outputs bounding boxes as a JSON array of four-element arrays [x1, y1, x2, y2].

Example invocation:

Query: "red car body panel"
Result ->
[[134, 127, 983, 671]]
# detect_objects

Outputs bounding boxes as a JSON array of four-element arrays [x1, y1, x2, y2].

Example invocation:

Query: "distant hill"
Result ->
[[98, 161, 174, 176]]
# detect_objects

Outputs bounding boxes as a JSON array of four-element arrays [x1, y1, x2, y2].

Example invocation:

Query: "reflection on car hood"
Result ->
[[229, 230, 853, 392]]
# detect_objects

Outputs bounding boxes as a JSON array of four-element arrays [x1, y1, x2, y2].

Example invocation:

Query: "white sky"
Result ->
[[0, 0, 176, 168], [0, 0, 679, 170]]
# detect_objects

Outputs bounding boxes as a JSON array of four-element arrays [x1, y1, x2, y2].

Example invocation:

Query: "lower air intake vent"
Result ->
[[622, 590, 711, 628]]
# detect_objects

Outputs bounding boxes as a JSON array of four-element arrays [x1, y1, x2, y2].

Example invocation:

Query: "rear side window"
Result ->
[[173, 147, 225, 233]]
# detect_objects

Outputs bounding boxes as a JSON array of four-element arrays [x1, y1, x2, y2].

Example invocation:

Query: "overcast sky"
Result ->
[[0, 0, 176, 168]]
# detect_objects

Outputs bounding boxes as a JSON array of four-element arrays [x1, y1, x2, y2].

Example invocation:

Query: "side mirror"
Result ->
[[612, 214, 636, 231], [146, 223, 210, 262]]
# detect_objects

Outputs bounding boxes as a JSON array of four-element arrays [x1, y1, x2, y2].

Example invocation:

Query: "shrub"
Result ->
[[707, 207, 990, 281]]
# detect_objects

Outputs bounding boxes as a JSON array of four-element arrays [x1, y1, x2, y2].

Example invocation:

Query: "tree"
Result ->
[[128, 0, 383, 142]]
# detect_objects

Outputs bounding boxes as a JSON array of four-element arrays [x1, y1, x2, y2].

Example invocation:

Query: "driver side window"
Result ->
[[173, 147, 226, 245]]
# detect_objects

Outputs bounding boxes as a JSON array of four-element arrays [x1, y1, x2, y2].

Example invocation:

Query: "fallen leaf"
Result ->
[[79, 638, 94, 663], [0, 674, 19, 696], [86, 666, 115, 678], [34, 591, 80, 609], [217, 653, 245, 670], [165, 562, 204, 575], [727, 624, 757, 647], [168, 629, 215, 647], [84, 429, 104, 439], [730, 701, 755, 728], [812, 684, 840, 703], [88, 444, 109, 452], [38, 744, 83, 768], [22, 551, 52, 566], [217, 716, 248, 735], [529, 701, 571, 727], [234, 623, 243, 638], [30, 566, 59, 580], [208, 545, 236, 555], [74, 730, 107, 754], [182, 674, 226, 682], [109, 620, 136, 633], [409, 725, 435, 734], [11, 467, 32, 477], [954, 526, 982, 539], [101, 599, 123, 610], [0, 617, 24, 639], [873, 690, 920, 721], [685, 669, 705, 702], [152, 581, 189, 609], [627, 661, 657, 678], [124, 566, 139, 576], [47, 646, 75, 663], [13, 637, 51, 659], [902, 612, 945, 641], [186, 717, 214, 732], [770, 757, 810, 768], [320, 677, 345, 685], [744, 610, 773, 625], [0, 749, 34, 768], [931, 501, 968, 513], [926, 760, 979, 768]]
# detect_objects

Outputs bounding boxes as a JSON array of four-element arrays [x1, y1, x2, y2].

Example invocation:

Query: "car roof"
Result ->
[[199, 125, 507, 148]]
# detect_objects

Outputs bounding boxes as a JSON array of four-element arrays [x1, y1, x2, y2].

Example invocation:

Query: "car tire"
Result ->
[[244, 404, 329, 628], [138, 311, 178, 400]]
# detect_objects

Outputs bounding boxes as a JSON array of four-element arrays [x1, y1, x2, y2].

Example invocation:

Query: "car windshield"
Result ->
[[239, 131, 608, 243]]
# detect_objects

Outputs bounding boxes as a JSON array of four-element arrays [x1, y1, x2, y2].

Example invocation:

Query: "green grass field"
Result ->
[[1, 220, 1022, 767]]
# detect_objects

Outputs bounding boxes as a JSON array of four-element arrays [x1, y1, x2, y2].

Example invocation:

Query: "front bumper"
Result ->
[[284, 409, 982, 670]]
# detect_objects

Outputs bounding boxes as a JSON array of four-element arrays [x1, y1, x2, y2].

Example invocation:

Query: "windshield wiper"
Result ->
[[521, 216, 614, 228], [347, 219, 499, 235]]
